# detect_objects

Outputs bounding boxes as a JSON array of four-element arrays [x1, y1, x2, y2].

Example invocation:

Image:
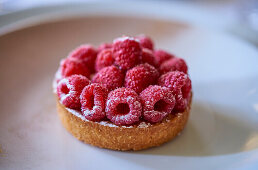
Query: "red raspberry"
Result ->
[[135, 35, 154, 50], [105, 87, 142, 125], [95, 49, 114, 72], [160, 57, 188, 74], [80, 83, 108, 121], [69, 45, 97, 73], [113, 37, 141, 70], [60, 58, 90, 78], [92, 65, 124, 91], [158, 71, 192, 112], [57, 75, 90, 109], [98, 43, 112, 52], [125, 63, 159, 93], [140, 85, 175, 123], [140, 48, 158, 67], [154, 49, 175, 65]]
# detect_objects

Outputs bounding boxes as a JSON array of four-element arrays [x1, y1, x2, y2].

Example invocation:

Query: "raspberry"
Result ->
[[92, 65, 124, 91], [105, 87, 142, 125], [80, 83, 108, 121], [113, 37, 141, 70], [140, 85, 175, 123], [160, 57, 188, 74], [158, 71, 192, 112], [125, 63, 159, 93], [57, 75, 90, 109], [98, 43, 112, 52], [140, 48, 158, 67], [135, 35, 154, 50], [154, 50, 175, 65], [95, 49, 114, 72], [69, 45, 97, 73], [60, 58, 90, 78]]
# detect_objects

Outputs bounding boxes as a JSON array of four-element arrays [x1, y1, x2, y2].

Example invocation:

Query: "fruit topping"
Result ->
[[80, 83, 108, 121], [154, 49, 175, 65], [69, 44, 97, 73], [125, 63, 159, 93], [95, 49, 114, 72], [60, 58, 90, 78], [135, 35, 154, 50], [92, 65, 124, 91], [113, 37, 141, 70], [160, 57, 188, 74], [140, 85, 175, 123], [57, 75, 90, 109], [105, 87, 142, 125], [158, 71, 191, 111]]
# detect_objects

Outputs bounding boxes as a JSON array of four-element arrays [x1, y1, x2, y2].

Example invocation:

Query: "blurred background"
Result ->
[[0, 0, 257, 46]]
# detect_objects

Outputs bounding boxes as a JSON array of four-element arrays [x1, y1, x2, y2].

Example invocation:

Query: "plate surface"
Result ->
[[0, 6, 258, 170]]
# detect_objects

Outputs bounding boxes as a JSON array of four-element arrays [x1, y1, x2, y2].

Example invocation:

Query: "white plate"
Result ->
[[0, 3, 258, 170]]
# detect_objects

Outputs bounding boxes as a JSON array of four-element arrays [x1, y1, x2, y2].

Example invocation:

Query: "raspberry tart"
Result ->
[[53, 35, 192, 151]]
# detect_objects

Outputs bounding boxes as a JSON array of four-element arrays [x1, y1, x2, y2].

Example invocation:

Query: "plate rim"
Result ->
[[0, 1, 257, 52]]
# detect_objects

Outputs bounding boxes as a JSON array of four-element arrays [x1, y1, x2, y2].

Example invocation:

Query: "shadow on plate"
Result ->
[[133, 101, 258, 156], [104, 101, 258, 157]]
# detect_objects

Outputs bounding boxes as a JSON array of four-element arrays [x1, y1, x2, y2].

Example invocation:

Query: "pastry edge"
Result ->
[[56, 97, 191, 151]]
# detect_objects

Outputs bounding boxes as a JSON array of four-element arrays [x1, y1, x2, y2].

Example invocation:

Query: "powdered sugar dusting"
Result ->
[[66, 107, 132, 128], [98, 121, 119, 127], [65, 107, 152, 128], [138, 121, 151, 128], [113, 36, 139, 43], [54, 85, 152, 129], [55, 87, 171, 129], [66, 108, 87, 121], [53, 75, 168, 129], [52, 69, 62, 93]]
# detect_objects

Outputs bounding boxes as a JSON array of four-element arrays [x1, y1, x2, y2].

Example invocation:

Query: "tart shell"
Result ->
[[56, 96, 191, 151]]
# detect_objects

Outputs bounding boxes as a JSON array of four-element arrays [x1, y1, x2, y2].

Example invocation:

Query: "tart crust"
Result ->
[[57, 96, 191, 151]]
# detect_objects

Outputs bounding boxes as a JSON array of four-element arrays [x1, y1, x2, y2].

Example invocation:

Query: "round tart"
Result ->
[[54, 35, 192, 151], [56, 96, 191, 151]]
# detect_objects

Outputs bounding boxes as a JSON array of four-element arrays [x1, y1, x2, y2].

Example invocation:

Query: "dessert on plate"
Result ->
[[53, 35, 192, 151]]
